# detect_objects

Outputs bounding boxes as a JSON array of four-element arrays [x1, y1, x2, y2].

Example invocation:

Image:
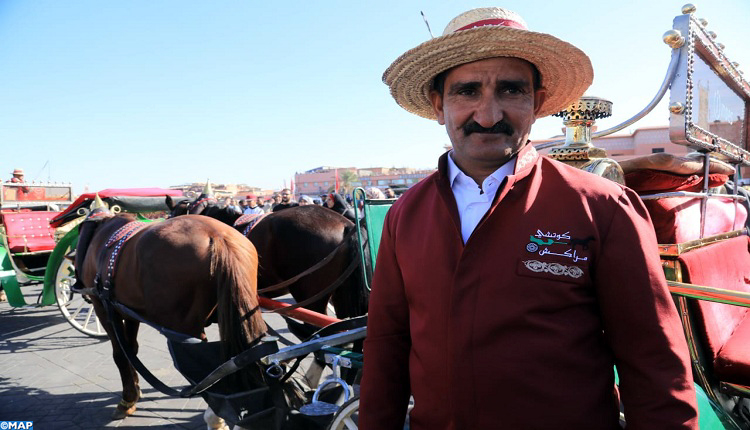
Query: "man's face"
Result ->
[[257, 197, 264, 206], [384, 188, 395, 198], [273, 194, 281, 203], [280, 191, 291, 203], [248, 199, 257, 208], [429, 57, 546, 174]]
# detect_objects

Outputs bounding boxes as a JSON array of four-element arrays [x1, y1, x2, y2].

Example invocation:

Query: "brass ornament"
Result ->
[[663, 29, 685, 49], [681, 4, 696, 14], [669, 102, 685, 114]]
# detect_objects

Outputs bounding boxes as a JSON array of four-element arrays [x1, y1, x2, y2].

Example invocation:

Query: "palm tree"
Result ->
[[338, 170, 358, 195]]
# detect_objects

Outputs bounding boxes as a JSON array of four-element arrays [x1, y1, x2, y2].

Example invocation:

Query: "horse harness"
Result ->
[[233, 212, 268, 236], [81, 215, 280, 399], [94, 221, 149, 301]]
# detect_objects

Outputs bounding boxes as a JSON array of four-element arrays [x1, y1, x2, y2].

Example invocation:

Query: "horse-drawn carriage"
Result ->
[[0, 185, 183, 337], [17, 4, 750, 429]]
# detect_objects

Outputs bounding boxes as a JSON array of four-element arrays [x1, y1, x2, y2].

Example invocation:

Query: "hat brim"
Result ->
[[383, 26, 593, 119]]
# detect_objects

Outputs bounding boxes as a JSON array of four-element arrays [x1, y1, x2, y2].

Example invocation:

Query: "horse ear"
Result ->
[[165, 195, 174, 210]]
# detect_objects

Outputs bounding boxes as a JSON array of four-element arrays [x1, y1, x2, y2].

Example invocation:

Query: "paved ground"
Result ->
[[0, 283, 298, 429]]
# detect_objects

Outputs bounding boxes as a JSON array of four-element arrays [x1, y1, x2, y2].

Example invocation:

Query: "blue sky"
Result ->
[[1, 1, 749, 194]]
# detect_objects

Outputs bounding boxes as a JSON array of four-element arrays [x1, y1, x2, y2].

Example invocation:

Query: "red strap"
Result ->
[[456, 18, 526, 32]]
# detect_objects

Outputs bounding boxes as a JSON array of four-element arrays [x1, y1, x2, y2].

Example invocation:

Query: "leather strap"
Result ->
[[258, 227, 358, 295]]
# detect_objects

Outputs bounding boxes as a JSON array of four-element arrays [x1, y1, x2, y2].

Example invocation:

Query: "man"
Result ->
[[359, 7, 698, 430], [243, 194, 264, 215], [6, 168, 30, 199], [238, 199, 249, 212], [272, 188, 299, 212], [383, 187, 396, 199]]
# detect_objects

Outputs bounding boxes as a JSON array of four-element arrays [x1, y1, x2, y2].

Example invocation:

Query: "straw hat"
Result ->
[[12, 168, 24, 176], [383, 7, 593, 119]]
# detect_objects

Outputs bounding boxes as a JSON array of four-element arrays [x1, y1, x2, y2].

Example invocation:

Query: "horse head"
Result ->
[[165, 195, 191, 217], [74, 196, 118, 286]]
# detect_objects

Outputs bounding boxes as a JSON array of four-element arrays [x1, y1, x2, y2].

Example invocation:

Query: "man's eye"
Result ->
[[456, 88, 477, 96], [500, 86, 525, 95]]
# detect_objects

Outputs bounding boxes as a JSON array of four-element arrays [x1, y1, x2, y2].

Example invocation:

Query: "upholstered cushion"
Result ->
[[624, 169, 746, 243], [645, 197, 747, 243], [679, 236, 750, 385], [715, 317, 750, 386], [2, 211, 57, 252]]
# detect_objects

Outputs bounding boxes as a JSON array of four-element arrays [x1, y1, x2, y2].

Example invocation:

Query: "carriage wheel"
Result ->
[[325, 395, 413, 430], [325, 396, 360, 430], [47, 229, 107, 338]]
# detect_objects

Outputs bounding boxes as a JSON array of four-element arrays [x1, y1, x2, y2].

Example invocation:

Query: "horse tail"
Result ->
[[332, 224, 370, 319], [211, 231, 266, 361]]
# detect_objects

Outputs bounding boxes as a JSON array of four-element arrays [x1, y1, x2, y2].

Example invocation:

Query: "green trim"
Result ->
[[42, 228, 79, 306], [1, 244, 26, 307]]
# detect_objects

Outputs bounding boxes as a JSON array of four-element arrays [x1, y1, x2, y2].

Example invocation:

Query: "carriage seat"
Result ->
[[2, 211, 58, 253], [622, 153, 746, 243], [678, 235, 750, 386]]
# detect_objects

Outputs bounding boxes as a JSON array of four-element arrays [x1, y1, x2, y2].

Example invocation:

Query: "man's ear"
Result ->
[[429, 90, 446, 125], [533, 87, 548, 117]]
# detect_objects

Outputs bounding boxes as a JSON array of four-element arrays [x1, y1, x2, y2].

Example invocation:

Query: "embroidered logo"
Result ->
[[516, 145, 538, 171], [523, 260, 583, 279], [524, 229, 594, 263]]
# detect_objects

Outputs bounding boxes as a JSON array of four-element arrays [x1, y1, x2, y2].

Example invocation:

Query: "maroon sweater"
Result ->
[[359, 145, 698, 429]]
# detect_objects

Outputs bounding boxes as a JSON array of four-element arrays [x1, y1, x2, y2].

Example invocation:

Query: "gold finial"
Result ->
[[682, 4, 696, 14], [669, 102, 685, 114], [90, 193, 108, 210], [699, 18, 708, 27], [733, 61, 740, 68], [707, 31, 717, 39], [717, 42, 726, 50], [663, 30, 685, 49], [203, 180, 213, 195]]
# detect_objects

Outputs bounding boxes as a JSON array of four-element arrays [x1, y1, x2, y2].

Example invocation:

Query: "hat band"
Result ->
[[455, 18, 526, 32]]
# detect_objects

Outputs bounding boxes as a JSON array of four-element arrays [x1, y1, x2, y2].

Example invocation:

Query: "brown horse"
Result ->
[[166, 195, 370, 320], [74, 209, 268, 420]]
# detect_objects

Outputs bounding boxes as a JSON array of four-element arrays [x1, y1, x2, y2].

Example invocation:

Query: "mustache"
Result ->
[[462, 120, 514, 136]]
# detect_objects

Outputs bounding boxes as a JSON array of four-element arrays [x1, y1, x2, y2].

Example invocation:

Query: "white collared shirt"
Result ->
[[447, 151, 516, 244]]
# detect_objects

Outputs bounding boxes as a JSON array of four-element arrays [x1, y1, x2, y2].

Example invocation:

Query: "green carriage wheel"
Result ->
[[44, 228, 107, 338]]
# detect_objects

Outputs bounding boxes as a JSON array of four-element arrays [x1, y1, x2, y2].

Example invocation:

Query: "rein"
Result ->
[[257, 227, 358, 296]]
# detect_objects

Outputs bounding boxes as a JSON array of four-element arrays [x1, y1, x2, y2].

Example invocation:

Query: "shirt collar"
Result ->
[[447, 151, 516, 189]]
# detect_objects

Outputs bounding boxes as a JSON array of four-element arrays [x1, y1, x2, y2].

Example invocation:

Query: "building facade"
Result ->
[[294, 166, 435, 197]]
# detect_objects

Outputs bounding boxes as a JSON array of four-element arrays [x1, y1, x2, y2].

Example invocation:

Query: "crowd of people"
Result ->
[[217, 185, 399, 218]]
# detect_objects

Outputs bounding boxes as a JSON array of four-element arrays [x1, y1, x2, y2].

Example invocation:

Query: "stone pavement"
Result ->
[[0, 283, 296, 429]]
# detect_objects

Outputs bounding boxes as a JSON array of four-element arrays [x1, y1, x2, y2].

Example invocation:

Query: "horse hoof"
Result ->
[[204, 408, 229, 429], [112, 401, 137, 420]]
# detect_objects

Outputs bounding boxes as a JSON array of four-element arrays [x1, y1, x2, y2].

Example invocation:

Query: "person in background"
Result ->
[[365, 186, 386, 200], [298, 195, 315, 205], [224, 197, 240, 214], [256, 196, 271, 213], [272, 188, 299, 212], [324, 192, 356, 222], [271, 193, 282, 209], [243, 194, 264, 215], [359, 6, 697, 430], [6, 168, 30, 197], [383, 187, 397, 199], [238, 199, 249, 212]]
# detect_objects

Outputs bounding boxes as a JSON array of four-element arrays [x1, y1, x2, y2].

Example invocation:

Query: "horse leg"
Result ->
[[118, 319, 142, 417], [110, 317, 142, 420]]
